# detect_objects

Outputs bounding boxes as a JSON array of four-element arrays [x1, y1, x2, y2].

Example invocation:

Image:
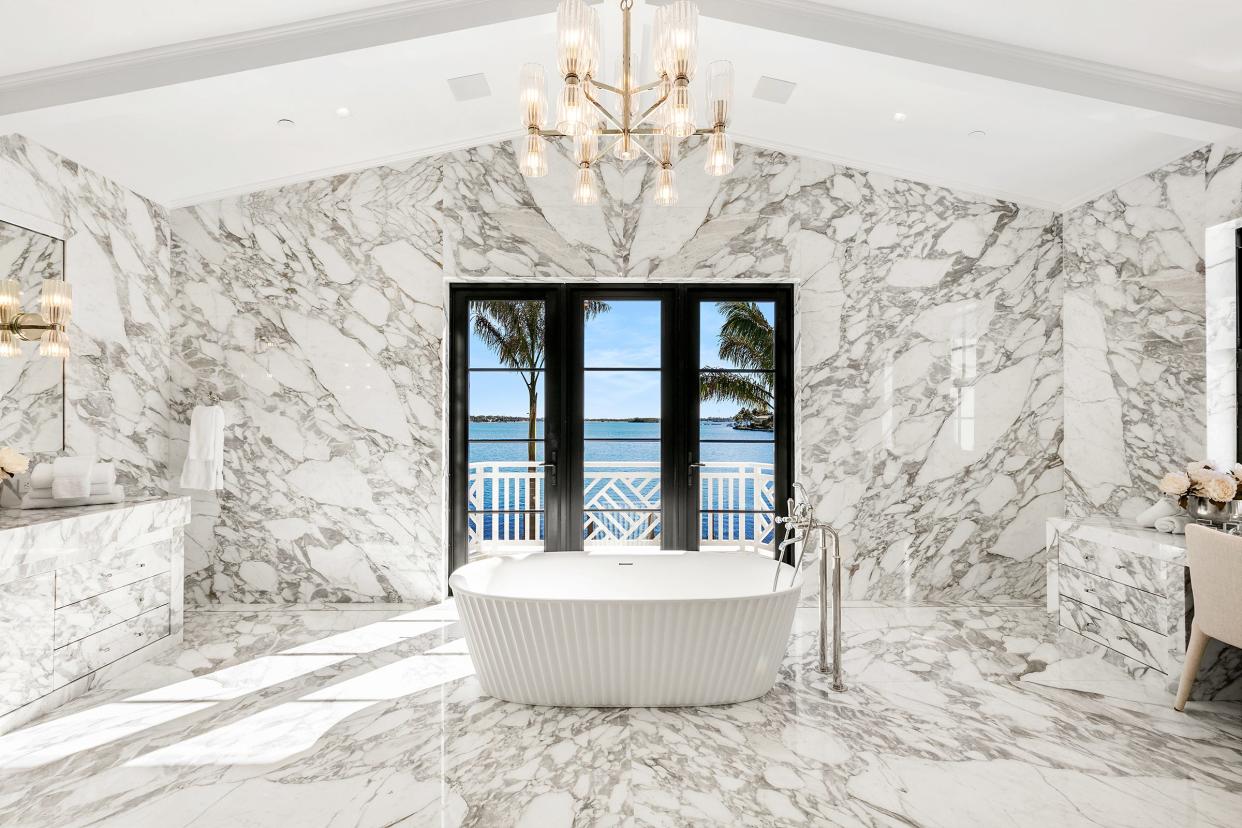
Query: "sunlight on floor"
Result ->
[[0, 601, 471, 769]]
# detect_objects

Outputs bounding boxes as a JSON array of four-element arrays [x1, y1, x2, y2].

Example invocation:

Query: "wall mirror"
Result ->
[[0, 218, 65, 452]]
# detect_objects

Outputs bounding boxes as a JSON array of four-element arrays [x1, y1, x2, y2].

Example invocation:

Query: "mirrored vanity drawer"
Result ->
[[1055, 535, 1171, 596], [1058, 600, 1169, 673], [54, 573, 171, 648], [53, 604, 170, 688], [55, 539, 172, 608], [1058, 564, 1168, 634]]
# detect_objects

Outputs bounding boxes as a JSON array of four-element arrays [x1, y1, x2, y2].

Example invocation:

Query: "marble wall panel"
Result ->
[[170, 160, 446, 605], [794, 160, 1063, 601], [0, 134, 172, 493], [1062, 149, 1208, 518]]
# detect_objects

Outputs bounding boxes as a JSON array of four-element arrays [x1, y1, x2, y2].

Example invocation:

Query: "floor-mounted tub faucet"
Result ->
[[774, 483, 847, 692]]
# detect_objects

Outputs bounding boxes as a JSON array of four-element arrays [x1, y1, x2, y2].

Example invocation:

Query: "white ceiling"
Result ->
[[0, 0, 1238, 210]]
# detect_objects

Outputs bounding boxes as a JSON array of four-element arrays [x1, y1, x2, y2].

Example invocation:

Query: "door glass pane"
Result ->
[[585, 299, 660, 368], [699, 300, 777, 553], [700, 300, 774, 370], [469, 299, 545, 369], [468, 298, 547, 558], [583, 299, 663, 549]]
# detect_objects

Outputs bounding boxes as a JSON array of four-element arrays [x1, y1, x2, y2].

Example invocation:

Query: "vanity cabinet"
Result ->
[[0, 497, 189, 734], [1047, 517, 1242, 701]]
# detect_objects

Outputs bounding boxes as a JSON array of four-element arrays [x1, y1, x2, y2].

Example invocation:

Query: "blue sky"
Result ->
[[470, 300, 774, 418]]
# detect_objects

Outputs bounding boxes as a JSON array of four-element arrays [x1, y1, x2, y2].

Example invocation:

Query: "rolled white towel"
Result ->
[[31, 461, 115, 490], [1154, 514, 1191, 535], [26, 482, 116, 499], [19, 485, 125, 510], [1136, 498, 1182, 528], [51, 455, 95, 499]]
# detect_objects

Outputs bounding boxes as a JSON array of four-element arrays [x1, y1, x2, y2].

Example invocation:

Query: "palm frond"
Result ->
[[714, 300, 773, 371], [699, 372, 773, 411]]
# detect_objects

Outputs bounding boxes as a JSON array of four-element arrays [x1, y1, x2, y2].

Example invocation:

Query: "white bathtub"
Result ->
[[450, 551, 802, 707]]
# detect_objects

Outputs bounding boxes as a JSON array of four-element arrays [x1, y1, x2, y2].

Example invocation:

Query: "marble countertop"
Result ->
[[0, 495, 191, 584], [0, 495, 186, 533], [1048, 516, 1188, 565]]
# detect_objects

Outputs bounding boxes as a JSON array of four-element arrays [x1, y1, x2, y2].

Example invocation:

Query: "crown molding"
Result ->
[[0, 0, 550, 116], [706, 0, 1242, 129], [1, 0, 1239, 129]]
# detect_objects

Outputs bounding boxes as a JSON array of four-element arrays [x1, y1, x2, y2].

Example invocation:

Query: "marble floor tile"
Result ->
[[0, 604, 1238, 827]]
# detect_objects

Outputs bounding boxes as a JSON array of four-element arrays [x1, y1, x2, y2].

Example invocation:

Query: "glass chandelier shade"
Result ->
[[705, 60, 733, 128], [573, 122, 599, 167], [38, 329, 69, 359], [654, 2, 698, 81], [556, 79, 588, 136], [518, 63, 548, 129], [665, 83, 696, 138], [0, 279, 18, 325], [41, 279, 72, 326], [653, 167, 678, 207], [0, 330, 18, 359], [556, 0, 600, 79], [613, 132, 640, 161], [705, 129, 735, 176], [572, 166, 600, 205], [517, 133, 548, 177]]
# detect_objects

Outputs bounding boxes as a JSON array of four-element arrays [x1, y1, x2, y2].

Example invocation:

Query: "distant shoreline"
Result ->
[[469, 416, 738, 423]]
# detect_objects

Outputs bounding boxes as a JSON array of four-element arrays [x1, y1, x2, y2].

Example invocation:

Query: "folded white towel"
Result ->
[[20, 485, 125, 510], [30, 461, 115, 490], [51, 455, 95, 499], [1154, 514, 1191, 535], [180, 405, 226, 491], [27, 482, 116, 499], [1136, 498, 1182, 528]]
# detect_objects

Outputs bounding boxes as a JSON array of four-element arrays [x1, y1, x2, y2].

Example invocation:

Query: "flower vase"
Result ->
[[1185, 495, 1242, 526]]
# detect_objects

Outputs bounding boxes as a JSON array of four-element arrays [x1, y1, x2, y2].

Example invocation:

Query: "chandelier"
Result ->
[[517, 0, 735, 206]]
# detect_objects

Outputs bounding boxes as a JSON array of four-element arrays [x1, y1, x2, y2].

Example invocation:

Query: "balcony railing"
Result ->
[[467, 460, 776, 556]]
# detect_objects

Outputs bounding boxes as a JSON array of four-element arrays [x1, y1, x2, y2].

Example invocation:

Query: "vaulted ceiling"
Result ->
[[1, 0, 1238, 209]]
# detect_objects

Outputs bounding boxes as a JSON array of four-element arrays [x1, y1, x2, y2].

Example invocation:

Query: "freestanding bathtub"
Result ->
[[450, 551, 802, 707]]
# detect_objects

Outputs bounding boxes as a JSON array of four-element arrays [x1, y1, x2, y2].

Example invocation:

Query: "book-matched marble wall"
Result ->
[[170, 160, 446, 605], [172, 139, 1063, 604], [0, 135, 173, 494], [1061, 145, 1242, 519]]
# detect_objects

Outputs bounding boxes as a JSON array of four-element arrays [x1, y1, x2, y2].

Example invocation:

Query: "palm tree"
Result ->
[[700, 300, 774, 428], [470, 299, 610, 508]]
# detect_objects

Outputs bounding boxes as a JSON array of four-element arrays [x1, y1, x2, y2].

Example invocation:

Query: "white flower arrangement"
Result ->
[[0, 446, 29, 480], [1158, 461, 1242, 507]]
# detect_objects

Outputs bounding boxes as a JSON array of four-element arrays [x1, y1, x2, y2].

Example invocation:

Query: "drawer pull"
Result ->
[[1083, 588, 1096, 594]]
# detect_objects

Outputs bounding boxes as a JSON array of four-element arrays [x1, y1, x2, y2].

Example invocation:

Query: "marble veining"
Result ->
[[171, 159, 446, 605], [0, 134, 173, 494], [0, 603, 1238, 826], [0, 573, 53, 716]]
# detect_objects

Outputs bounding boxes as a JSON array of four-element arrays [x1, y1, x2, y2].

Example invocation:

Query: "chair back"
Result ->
[[1185, 524, 1242, 647]]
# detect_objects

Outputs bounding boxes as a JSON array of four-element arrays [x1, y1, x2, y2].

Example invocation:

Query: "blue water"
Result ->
[[468, 420, 773, 463]]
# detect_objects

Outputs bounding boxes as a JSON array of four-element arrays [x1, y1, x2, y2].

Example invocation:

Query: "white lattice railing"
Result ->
[[467, 461, 776, 554]]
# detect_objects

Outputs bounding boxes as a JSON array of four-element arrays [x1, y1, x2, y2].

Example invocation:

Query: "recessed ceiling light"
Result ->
[[447, 73, 491, 102], [276, 118, 295, 128], [753, 76, 796, 105], [335, 107, 351, 118], [968, 129, 987, 138], [893, 112, 908, 123]]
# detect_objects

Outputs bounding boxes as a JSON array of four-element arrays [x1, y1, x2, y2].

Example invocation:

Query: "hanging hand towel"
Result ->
[[30, 461, 115, 489], [180, 405, 226, 491], [1136, 498, 1182, 528], [51, 455, 95, 499]]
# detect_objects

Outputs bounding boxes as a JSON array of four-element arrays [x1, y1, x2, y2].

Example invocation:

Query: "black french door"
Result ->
[[448, 284, 793, 576]]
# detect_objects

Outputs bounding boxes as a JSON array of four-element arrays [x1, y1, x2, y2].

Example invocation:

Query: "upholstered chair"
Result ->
[[1175, 524, 1242, 711]]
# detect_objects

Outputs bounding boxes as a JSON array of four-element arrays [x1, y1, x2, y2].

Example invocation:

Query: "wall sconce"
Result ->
[[0, 278, 72, 359]]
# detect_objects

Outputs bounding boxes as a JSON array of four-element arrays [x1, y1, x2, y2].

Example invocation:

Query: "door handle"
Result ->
[[537, 462, 557, 488], [689, 460, 705, 489]]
